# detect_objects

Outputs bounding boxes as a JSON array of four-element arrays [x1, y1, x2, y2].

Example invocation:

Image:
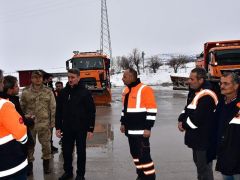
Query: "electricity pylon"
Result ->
[[100, 0, 112, 60]]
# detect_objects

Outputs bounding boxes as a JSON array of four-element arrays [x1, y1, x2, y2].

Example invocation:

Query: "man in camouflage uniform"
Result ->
[[20, 70, 56, 175]]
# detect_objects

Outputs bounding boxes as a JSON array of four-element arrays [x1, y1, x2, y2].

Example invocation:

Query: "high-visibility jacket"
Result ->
[[121, 80, 157, 135], [0, 98, 28, 178], [178, 85, 218, 149], [185, 89, 218, 129]]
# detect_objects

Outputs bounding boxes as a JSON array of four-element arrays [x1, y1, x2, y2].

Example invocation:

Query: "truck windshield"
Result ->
[[72, 57, 104, 70], [215, 49, 240, 65]]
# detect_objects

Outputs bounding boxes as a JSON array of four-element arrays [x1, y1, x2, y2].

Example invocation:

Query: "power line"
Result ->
[[0, 0, 97, 23]]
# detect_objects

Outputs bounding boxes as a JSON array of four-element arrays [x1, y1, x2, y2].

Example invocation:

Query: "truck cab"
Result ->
[[204, 40, 240, 80], [66, 51, 111, 105]]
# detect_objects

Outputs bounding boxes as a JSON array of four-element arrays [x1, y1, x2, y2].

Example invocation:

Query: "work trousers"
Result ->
[[128, 135, 156, 180], [192, 149, 214, 180], [28, 126, 51, 162], [62, 130, 87, 177], [2, 168, 27, 180]]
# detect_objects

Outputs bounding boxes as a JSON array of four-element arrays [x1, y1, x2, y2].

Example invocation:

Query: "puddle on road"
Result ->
[[86, 122, 114, 158], [87, 123, 113, 147]]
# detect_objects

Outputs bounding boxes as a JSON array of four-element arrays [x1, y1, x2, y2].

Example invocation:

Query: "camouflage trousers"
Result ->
[[28, 126, 52, 162]]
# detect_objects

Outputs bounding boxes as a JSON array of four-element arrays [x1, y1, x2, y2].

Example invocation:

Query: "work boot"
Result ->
[[51, 145, 58, 153], [136, 176, 141, 180], [27, 162, 33, 176], [58, 172, 73, 180], [43, 159, 51, 174], [75, 175, 85, 180]]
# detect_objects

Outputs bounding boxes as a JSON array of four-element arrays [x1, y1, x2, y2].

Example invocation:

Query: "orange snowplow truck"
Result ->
[[195, 40, 240, 96], [66, 51, 111, 105], [201, 40, 240, 80], [171, 40, 240, 91]]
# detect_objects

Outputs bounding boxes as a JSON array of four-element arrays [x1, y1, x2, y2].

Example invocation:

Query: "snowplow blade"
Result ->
[[170, 75, 189, 90], [90, 89, 112, 106]]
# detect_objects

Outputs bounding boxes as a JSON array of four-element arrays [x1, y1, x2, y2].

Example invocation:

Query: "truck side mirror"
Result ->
[[66, 61, 69, 70], [105, 59, 110, 69], [66, 59, 72, 70]]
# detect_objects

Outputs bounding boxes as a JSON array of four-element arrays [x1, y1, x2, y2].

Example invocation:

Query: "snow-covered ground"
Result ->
[[110, 62, 195, 87]]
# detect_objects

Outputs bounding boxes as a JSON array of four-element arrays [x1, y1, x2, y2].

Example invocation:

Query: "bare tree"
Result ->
[[117, 56, 132, 70], [168, 55, 189, 73], [147, 55, 163, 73], [129, 48, 142, 75], [110, 57, 120, 74]]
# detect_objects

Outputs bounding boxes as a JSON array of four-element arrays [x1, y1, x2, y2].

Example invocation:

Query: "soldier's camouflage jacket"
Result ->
[[20, 84, 56, 129]]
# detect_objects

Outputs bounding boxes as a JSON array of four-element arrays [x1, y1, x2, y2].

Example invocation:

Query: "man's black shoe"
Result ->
[[58, 172, 73, 180], [75, 175, 85, 180]]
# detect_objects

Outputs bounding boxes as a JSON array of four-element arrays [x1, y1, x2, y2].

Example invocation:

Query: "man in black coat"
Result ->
[[178, 68, 218, 180], [55, 68, 96, 180], [215, 72, 240, 180]]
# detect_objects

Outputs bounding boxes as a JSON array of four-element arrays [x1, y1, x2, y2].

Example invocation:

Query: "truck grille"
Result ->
[[80, 78, 97, 87]]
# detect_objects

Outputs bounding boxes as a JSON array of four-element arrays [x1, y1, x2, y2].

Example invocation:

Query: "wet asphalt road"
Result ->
[[28, 87, 222, 180]]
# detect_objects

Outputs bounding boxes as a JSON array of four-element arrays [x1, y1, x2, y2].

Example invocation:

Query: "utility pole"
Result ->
[[142, 51, 145, 73], [100, 0, 112, 60]]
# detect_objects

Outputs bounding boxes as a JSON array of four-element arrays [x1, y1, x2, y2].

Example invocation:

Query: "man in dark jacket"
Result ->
[[215, 72, 240, 180], [55, 81, 64, 97], [178, 67, 218, 180], [55, 68, 96, 180]]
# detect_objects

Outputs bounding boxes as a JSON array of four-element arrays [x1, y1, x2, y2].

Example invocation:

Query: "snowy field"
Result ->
[[110, 62, 195, 87]]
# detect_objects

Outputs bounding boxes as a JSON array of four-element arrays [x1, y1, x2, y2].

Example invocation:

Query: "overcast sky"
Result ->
[[0, 0, 240, 73]]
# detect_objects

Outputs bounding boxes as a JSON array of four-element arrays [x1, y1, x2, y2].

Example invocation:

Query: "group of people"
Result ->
[[0, 66, 239, 180], [0, 68, 96, 180], [178, 68, 240, 180], [0, 67, 157, 180]]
